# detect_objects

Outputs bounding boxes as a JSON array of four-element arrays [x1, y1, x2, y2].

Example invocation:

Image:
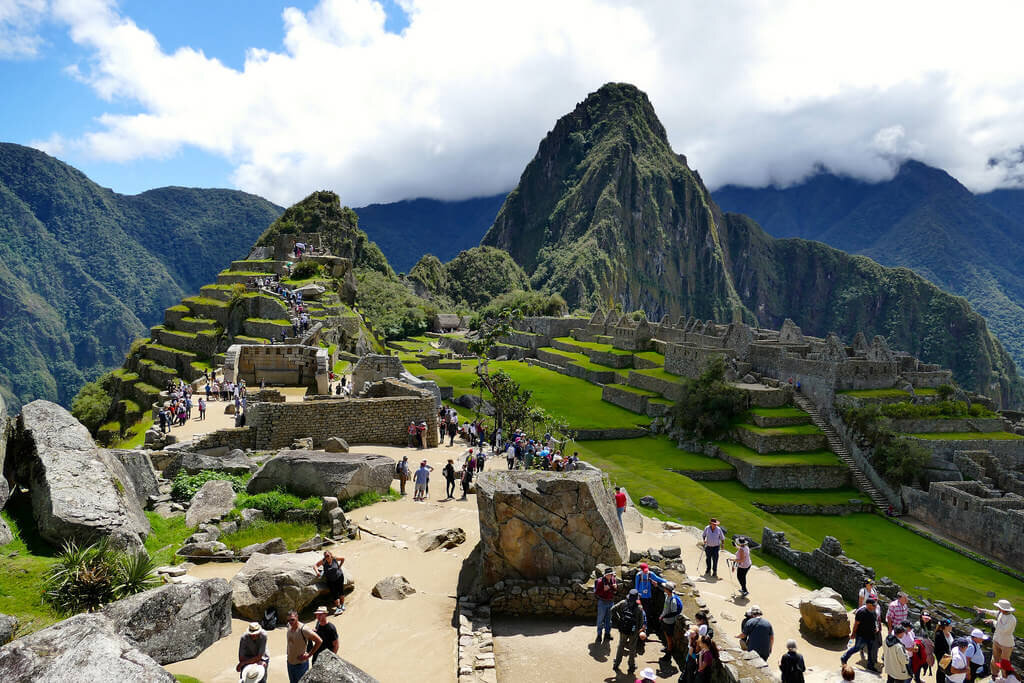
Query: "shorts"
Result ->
[[414, 483, 427, 496]]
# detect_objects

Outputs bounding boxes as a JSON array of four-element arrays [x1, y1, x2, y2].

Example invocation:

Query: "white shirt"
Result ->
[[735, 545, 752, 569], [948, 650, 968, 683], [993, 612, 1017, 647]]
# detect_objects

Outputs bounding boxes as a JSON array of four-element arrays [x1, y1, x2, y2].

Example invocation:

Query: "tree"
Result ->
[[671, 358, 745, 440], [71, 376, 113, 435]]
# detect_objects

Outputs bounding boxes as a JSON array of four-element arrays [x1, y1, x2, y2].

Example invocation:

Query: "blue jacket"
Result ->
[[634, 570, 666, 599]]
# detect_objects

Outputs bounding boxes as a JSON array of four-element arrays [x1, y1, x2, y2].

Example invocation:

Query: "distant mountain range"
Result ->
[[714, 163, 1024, 371], [0, 143, 282, 410]]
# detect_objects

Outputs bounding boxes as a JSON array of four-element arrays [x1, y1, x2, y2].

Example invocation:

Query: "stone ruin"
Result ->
[[223, 343, 330, 395]]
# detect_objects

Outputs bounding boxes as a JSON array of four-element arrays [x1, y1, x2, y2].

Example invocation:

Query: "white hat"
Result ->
[[247, 622, 262, 634], [241, 663, 264, 682], [639, 668, 657, 681], [970, 628, 989, 640], [995, 599, 1015, 612]]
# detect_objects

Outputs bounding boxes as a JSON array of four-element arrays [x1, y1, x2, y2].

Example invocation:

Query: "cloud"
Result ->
[[0, 0, 47, 58], [34, 0, 1024, 204]]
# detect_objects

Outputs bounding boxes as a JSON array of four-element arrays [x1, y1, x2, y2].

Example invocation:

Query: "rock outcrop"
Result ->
[[298, 650, 380, 683], [102, 578, 232, 664], [371, 575, 416, 600], [230, 552, 345, 621], [161, 448, 253, 479], [247, 451, 395, 500], [185, 479, 236, 527], [104, 449, 161, 508], [0, 614, 16, 646], [324, 437, 349, 453], [798, 587, 850, 639], [475, 471, 628, 584], [0, 478, 11, 545], [7, 401, 149, 550], [238, 537, 287, 559], [177, 541, 233, 558], [0, 613, 175, 681], [416, 527, 466, 552]]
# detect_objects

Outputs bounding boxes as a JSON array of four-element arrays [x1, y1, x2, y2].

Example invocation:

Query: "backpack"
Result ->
[[615, 603, 639, 634], [395, 462, 402, 476], [261, 606, 278, 631]]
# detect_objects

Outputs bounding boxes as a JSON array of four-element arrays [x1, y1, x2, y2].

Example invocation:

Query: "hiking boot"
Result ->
[[603, 633, 612, 643]]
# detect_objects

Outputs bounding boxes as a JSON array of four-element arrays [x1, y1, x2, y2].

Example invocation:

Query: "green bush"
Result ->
[[71, 376, 114, 435], [43, 538, 160, 615], [291, 260, 322, 280], [339, 488, 401, 512], [170, 470, 250, 502], [671, 358, 745, 440], [234, 490, 321, 520]]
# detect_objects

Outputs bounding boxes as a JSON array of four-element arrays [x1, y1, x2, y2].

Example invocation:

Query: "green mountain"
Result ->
[[714, 163, 1024, 372], [356, 195, 506, 273], [482, 83, 1022, 405], [0, 143, 282, 410]]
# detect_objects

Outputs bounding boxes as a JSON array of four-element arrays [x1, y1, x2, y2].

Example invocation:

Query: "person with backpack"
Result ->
[[779, 639, 806, 683], [396, 456, 410, 496], [885, 625, 912, 683], [611, 588, 648, 674], [442, 459, 457, 499], [594, 566, 618, 643], [634, 562, 667, 641], [313, 550, 346, 615], [841, 597, 880, 671], [285, 609, 321, 683], [460, 454, 475, 500], [659, 581, 683, 658]]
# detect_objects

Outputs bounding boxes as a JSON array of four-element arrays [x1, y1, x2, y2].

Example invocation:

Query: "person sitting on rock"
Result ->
[[611, 588, 647, 674], [237, 622, 269, 682], [314, 550, 346, 615]]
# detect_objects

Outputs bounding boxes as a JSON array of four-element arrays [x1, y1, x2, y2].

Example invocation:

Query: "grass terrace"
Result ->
[[578, 436, 733, 472], [166, 304, 190, 313], [112, 418, 153, 448], [247, 318, 292, 326], [749, 406, 808, 419], [183, 296, 229, 308], [907, 431, 1024, 440], [632, 367, 684, 383], [734, 423, 823, 436], [633, 350, 666, 365], [553, 336, 633, 355], [234, 335, 271, 344], [145, 343, 196, 358], [218, 269, 268, 277], [713, 441, 841, 467], [837, 388, 911, 399]]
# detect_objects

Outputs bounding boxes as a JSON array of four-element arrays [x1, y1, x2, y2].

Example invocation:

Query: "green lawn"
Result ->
[[714, 441, 841, 467], [907, 432, 1024, 440], [749, 407, 808, 418], [607, 383, 659, 397], [632, 367, 684, 383], [633, 351, 666, 365], [552, 336, 633, 355], [111, 417, 153, 449], [734, 423, 823, 436], [144, 512, 195, 567], [0, 510, 60, 634], [220, 521, 317, 553], [837, 388, 911, 399], [700, 480, 863, 506], [539, 346, 620, 373], [579, 435, 734, 471]]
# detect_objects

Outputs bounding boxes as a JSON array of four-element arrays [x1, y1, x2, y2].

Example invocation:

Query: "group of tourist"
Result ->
[[236, 549, 345, 683], [157, 379, 197, 432]]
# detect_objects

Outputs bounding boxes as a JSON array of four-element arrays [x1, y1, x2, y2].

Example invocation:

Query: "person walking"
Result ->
[[442, 459, 456, 499], [311, 606, 338, 663], [734, 537, 752, 596], [633, 562, 667, 641], [594, 566, 617, 643], [197, 397, 206, 421], [841, 598, 880, 672], [460, 456, 474, 500], [884, 625, 912, 683], [659, 581, 683, 659], [975, 599, 1016, 663], [610, 588, 647, 674], [396, 456, 410, 496], [887, 593, 910, 635], [702, 518, 726, 577], [614, 487, 627, 527], [780, 640, 806, 683], [284, 610, 321, 683]]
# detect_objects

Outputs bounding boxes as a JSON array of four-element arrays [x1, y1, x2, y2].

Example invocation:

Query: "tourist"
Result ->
[[610, 588, 647, 674], [447, 415, 458, 446], [659, 581, 683, 658], [734, 537, 752, 597], [947, 637, 971, 683], [884, 624, 912, 683], [237, 622, 269, 682], [407, 421, 418, 448], [934, 619, 954, 683], [506, 442, 516, 470], [285, 609, 321, 683], [694, 611, 713, 637], [443, 459, 456, 499], [702, 518, 726, 577], [637, 666, 657, 681], [312, 606, 338, 663], [994, 660, 1020, 683], [965, 629, 989, 680], [841, 665, 856, 682], [975, 599, 1016, 663], [313, 550, 346, 615], [396, 456, 410, 495], [476, 448, 486, 472], [696, 636, 719, 683], [417, 420, 427, 448], [614, 486, 627, 527], [197, 397, 206, 421], [594, 566, 617, 643], [633, 562, 667, 640], [780, 639, 806, 683], [460, 455, 474, 500], [886, 592, 910, 635], [413, 460, 431, 501], [738, 605, 773, 662], [842, 598, 880, 671], [858, 578, 878, 608]]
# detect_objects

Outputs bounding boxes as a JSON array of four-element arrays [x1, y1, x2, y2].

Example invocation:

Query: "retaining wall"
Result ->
[[732, 426, 828, 453], [761, 529, 873, 603], [601, 385, 648, 414]]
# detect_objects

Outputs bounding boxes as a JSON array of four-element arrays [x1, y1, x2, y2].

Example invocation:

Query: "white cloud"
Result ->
[[35, 0, 1024, 204], [0, 0, 47, 58]]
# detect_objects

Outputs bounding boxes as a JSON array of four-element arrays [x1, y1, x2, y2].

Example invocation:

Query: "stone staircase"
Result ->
[[793, 392, 890, 511]]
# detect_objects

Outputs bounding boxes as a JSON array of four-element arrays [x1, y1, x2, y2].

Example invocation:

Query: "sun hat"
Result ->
[[603, 566, 615, 575], [738, 537, 748, 545], [663, 581, 676, 592], [241, 663, 264, 682], [749, 605, 762, 615], [247, 622, 262, 634], [995, 599, 1015, 612], [639, 667, 657, 680], [970, 628, 989, 640], [315, 605, 329, 614]]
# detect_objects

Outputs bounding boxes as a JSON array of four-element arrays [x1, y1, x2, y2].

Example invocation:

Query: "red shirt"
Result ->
[[594, 575, 617, 601], [615, 492, 627, 509]]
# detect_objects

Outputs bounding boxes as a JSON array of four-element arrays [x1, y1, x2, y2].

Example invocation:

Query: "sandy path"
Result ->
[[165, 441, 483, 683]]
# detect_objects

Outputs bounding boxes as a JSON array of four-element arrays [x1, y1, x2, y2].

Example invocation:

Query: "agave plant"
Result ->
[[43, 538, 159, 614], [113, 550, 160, 599]]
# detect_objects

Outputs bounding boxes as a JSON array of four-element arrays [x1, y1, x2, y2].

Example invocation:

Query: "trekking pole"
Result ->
[[695, 541, 705, 576]]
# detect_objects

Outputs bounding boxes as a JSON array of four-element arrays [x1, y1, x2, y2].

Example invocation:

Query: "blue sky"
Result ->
[[2, 1, 1023, 206]]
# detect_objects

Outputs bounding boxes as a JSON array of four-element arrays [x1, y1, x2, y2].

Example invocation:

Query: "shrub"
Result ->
[[339, 488, 401, 512], [170, 470, 250, 502], [936, 384, 955, 401], [291, 260, 321, 280], [71, 376, 113, 435], [43, 538, 160, 615], [671, 358, 745, 440], [234, 490, 321, 520]]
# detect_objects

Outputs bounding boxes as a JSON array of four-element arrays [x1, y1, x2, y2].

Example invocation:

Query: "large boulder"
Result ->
[[0, 393, 7, 477], [299, 650, 380, 683], [0, 479, 11, 545], [7, 401, 149, 551], [798, 587, 851, 639], [230, 552, 349, 621], [324, 437, 349, 453], [475, 470, 628, 584], [247, 451, 395, 500], [103, 450, 161, 507], [185, 479, 236, 527], [162, 449, 253, 479], [0, 614, 16, 646], [101, 578, 232, 665], [371, 575, 416, 600], [0, 613, 175, 682], [238, 537, 288, 559], [416, 528, 466, 552], [176, 541, 233, 558]]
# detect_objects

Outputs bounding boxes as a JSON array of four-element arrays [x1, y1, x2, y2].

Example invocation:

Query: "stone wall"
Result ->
[[600, 385, 648, 414], [664, 343, 726, 378], [351, 354, 406, 391], [731, 426, 827, 453], [761, 529, 874, 603], [190, 427, 255, 452], [627, 371, 684, 401], [903, 481, 1024, 572], [887, 418, 1006, 433], [908, 436, 1024, 466], [752, 501, 872, 515], [710, 445, 850, 489], [224, 344, 328, 394]]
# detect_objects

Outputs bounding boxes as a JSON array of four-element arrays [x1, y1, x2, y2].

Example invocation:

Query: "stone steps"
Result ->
[[794, 393, 890, 511]]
